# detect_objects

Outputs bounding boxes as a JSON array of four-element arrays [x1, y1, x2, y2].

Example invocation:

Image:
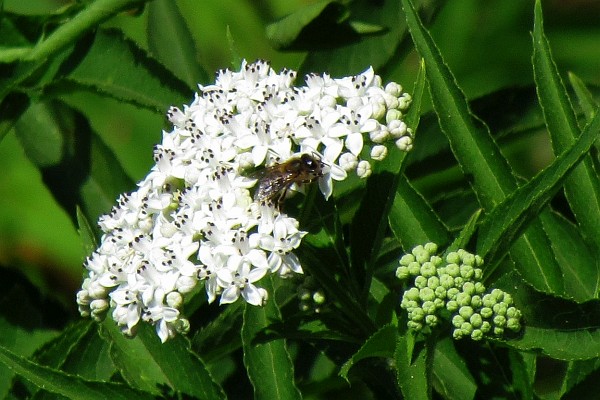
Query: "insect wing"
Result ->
[[254, 166, 295, 203]]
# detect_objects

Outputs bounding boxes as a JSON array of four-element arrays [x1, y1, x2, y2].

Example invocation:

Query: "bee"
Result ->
[[254, 153, 325, 207]]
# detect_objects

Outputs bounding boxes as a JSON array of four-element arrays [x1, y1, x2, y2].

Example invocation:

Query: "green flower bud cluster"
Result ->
[[396, 243, 522, 341], [297, 276, 327, 313]]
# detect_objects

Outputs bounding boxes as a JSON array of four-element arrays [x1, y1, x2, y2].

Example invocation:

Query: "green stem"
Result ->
[[26, 0, 148, 62]]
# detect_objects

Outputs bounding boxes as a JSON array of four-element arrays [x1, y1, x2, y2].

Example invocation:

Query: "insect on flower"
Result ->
[[254, 153, 325, 207]]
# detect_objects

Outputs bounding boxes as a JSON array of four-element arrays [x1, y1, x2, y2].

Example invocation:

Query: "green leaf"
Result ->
[[389, 176, 450, 249], [32, 321, 95, 370], [300, 0, 406, 76], [0, 344, 152, 400], [568, 72, 598, 123], [102, 321, 225, 399], [395, 332, 430, 399], [13, 321, 103, 398], [147, 0, 208, 89], [541, 212, 600, 302], [432, 337, 476, 400], [62, 29, 191, 113], [242, 277, 302, 400], [532, 0, 600, 250], [76, 205, 97, 258], [339, 324, 396, 381], [225, 26, 243, 70], [266, 1, 349, 51], [447, 208, 483, 253], [497, 271, 600, 361], [402, 0, 563, 295], [0, 268, 62, 397], [22, 321, 116, 399], [388, 61, 449, 248], [405, 58, 426, 132], [477, 110, 600, 297], [14, 99, 134, 230], [192, 300, 243, 363], [351, 111, 414, 296], [299, 193, 375, 336], [561, 358, 600, 398], [0, 92, 29, 141], [0, 0, 145, 103]]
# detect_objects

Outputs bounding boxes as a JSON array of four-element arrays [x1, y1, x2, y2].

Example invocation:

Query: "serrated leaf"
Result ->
[[542, 212, 600, 302], [0, 344, 152, 400], [477, 110, 600, 296], [389, 61, 450, 249], [496, 271, 600, 361], [76, 205, 97, 258], [225, 26, 243, 70], [0, 0, 145, 104], [32, 321, 94, 370], [390, 177, 450, 249], [568, 72, 598, 123], [300, 0, 406, 76], [147, 0, 208, 89], [266, 1, 350, 51], [395, 332, 429, 399], [432, 337, 476, 400], [63, 29, 191, 112], [532, 0, 600, 250], [339, 324, 396, 381], [447, 208, 482, 253], [242, 276, 301, 400], [102, 321, 224, 399], [561, 359, 600, 398], [405, 58, 426, 132], [22, 321, 115, 398], [192, 300, 243, 363], [14, 99, 134, 230], [402, 0, 563, 295]]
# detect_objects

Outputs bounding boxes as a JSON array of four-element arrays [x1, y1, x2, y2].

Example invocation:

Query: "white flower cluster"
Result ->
[[76, 59, 413, 342]]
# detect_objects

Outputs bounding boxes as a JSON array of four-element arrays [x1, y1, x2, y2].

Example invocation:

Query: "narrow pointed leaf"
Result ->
[[402, 0, 563, 295], [63, 29, 191, 112], [266, 1, 347, 50], [432, 338, 477, 400], [390, 176, 450, 248], [301, 0, 406, 76], [541, 212, 600, 302], [102, 322, 225, 399], [242, 277, 301, 400], [478, 110, 600, 294], [532, 0, 600, 249], [395, 332, 429, 399], [147, 0, 208, 89], [0, 344, 152, 400], [339, 324, 396, 380], [568, 72, 598, 123]]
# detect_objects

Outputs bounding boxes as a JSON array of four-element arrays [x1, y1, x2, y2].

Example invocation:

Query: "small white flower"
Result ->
[[218, 262, 268, 306], [77, 59, 413, 342]]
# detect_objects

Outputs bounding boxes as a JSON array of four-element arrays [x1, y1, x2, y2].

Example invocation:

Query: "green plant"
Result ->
[[1, 0, 599, 398]]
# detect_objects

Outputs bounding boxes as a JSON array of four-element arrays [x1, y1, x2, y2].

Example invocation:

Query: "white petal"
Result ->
[[242, 284, 264, 306], [345, 132, 364, 156], [247, 267, 268, 283], [220, 286, 240, 304]]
